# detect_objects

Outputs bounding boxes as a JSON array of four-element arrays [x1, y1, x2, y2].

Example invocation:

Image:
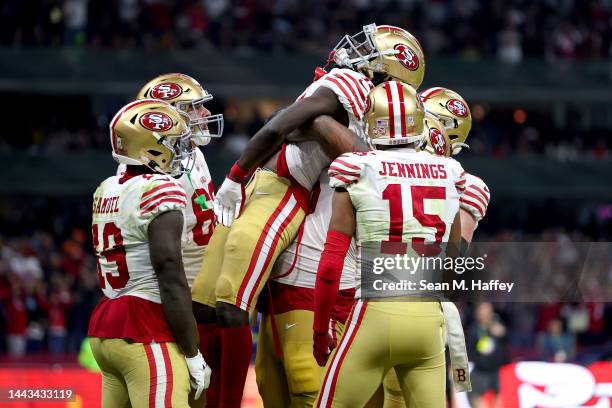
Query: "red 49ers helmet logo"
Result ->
[[446, 99, 468, 118], [140, 112, 173, 132], [429, 127, 447, 156], [150, 82, 183, 100], [364, 95, 372, 114], [394, 44, 419, 71]]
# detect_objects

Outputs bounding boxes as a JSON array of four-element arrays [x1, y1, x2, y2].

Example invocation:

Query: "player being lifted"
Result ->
[[257, 26, 426, 408], [88, 100, 211, 408], [313, 81, 465, 407], [190, 23, 425, 407]]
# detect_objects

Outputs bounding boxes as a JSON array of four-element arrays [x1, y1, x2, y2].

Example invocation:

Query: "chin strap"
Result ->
[[313, 50, 336, 81]]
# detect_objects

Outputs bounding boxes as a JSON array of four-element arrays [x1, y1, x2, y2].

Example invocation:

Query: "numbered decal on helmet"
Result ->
[[140, 112, 173, 132], [150, 82, 183, 100], [394, 44, 419, 71], [429, 128, 447, 156], [446, 99, 468, 118]]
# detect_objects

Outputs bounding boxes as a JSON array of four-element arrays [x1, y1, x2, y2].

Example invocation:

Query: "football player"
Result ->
[[132, 73, 222, 289], [313, 81, 465, 407], [256, 26, 427, 408], [191, 23, 425, 407], [419, 87, 490, 248], [88, 100, 211, 407], [379, 89, 488, 408]]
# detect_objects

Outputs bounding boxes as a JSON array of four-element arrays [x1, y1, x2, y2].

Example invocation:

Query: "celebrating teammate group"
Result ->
[[89, 22, 491, 408]]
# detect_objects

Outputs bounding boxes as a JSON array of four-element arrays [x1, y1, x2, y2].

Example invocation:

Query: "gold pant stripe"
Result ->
[[236, 189, 302, 308]]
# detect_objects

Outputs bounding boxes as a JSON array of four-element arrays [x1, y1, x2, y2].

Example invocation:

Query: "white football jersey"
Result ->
[[272, 171, 356, 290], [280, 68, 374, 190], [181, 148, 215, 286], [116, 148, 214, 287], [329, 148, 465, 297], [460, 172, 490, 228], [92, 173, 187, 304]]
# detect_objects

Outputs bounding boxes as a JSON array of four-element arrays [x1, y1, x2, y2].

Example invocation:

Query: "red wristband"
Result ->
[[229, 161, 252, 183]]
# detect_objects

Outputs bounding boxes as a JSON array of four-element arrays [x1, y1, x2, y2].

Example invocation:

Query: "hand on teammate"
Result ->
[[213, 177, 245, 227], [313, 331, 336, 367], [185, 351, 212, 399]]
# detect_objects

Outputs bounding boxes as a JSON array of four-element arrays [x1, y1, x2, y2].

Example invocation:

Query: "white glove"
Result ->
[[185, 351, 212, 399], [213, 177, 245, 227]]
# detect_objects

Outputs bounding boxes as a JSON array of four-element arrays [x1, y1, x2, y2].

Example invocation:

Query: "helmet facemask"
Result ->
[[175, 93, 224, 146], [152, 127, 195, 176], [332, 23, 393, 73]]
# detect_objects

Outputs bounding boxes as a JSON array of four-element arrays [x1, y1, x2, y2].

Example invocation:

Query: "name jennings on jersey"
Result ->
[[329, 148, 466, 299]]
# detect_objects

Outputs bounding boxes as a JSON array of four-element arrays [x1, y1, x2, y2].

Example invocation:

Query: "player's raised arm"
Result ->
[[237, 87, 343, 171], [309, 115, 370, 157], [149, 210, 211, 399], [213, 87, 344, 227]]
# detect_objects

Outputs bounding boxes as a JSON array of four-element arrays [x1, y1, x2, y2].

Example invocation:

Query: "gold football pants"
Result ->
[[256, 309, 345, 408], [90, 338, 191, 408], [316, 300, 446, 408], [192, 170, 306, 311]]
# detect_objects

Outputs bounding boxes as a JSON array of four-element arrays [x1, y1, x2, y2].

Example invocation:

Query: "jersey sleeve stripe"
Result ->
[[142, 182, 181, 199], [333, 158, 361, 171], [141, 198, 186, 215], [460, 198, 485, 218], [330, 174, 358, 184], [325, 76, 360, 118], [463, 190, 488, 209], [329, 166, 360, 177], [334, 74, 364, 112], [340, 73, 367, 104], [141, 190, 187, 209], [469, 184, 491, 200]]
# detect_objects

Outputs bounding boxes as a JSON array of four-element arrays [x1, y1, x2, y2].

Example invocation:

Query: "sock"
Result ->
[[219, 325, 253, 408], [198, 323, 221, 408]]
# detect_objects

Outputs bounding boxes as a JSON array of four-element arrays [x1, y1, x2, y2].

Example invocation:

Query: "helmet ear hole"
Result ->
[[148, 149, 162, 157], [449, 135, 459, 140]]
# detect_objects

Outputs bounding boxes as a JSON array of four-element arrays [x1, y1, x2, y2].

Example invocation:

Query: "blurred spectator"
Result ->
[[1, 0, 612, 61], [536, 317, 576, 362], [467, 302, 508, 407]]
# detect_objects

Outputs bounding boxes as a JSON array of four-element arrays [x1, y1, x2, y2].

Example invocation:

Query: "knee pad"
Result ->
[[284, 343, 323, 395]]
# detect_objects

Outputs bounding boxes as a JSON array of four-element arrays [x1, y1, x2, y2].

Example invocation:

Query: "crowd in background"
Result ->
[[1, 94, 610, 161], [1, 0, 612, 61]]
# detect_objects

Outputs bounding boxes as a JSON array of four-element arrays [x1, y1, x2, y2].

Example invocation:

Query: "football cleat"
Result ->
[[137, 73, 223, 146]]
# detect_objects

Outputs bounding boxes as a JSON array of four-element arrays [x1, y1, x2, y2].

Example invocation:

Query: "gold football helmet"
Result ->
[[137, 73, 223, 146], [364, 81, 425, 145], [110, 99, 193, 176], [332, 23, 425, 88], [419, 87, 471, 155], [420, 112, 453, 157]]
